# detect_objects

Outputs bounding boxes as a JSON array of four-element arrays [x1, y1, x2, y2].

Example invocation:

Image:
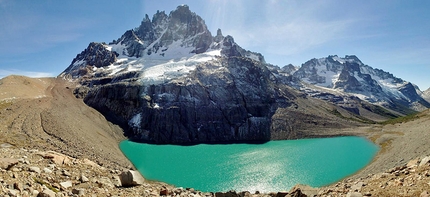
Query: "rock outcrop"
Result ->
[[63, 42, 119, 78]]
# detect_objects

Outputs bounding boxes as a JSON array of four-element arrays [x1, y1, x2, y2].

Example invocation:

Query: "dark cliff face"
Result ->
[[77, 55, 354, 144], [138, 58, 277, 143], [81, 57, 284, 144]]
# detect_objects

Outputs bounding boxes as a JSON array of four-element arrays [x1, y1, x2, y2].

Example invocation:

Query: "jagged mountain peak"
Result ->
[[169, 4, 193, 21], [61, 4, 266, 84], [114, 4, 212, 57]]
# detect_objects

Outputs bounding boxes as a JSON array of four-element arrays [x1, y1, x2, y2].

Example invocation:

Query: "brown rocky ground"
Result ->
[[1, 75, 430, 196]]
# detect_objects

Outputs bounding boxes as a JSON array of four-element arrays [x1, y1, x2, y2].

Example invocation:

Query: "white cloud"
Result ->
[[231, 18, 356, 56], [0, 69, 54, 79], [208, 0, 361, 57]]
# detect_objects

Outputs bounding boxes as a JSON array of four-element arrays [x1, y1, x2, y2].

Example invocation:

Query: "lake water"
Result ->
[[119, 136, 378, 192]]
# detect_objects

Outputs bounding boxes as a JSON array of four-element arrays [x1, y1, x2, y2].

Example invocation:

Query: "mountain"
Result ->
[[61, 5, 364, 144], [288, 55, 430, 115], [60, 5, 427, 144], [421, 88, 430, 102], [63, 5, 264, 82]]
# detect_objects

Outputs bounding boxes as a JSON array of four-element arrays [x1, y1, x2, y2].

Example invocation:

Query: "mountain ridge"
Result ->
[[283, 55, 430, 114]]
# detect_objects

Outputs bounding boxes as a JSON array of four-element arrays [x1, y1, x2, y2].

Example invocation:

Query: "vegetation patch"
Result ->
[[381, 112, 425, 125], [379, 138, 393, 154], [329, 108, 376, 124], [0, 100, 12, 110], [365, 104, 400, 119], [34, 177, 59, 192], [329, 109, 343, 117]]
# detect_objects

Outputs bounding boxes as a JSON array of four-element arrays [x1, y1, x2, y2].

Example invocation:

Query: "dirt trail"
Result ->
[[0, 76, 130, 169]]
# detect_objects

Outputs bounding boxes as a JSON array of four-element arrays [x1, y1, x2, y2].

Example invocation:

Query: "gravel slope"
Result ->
[[0, 76, 130, 169]]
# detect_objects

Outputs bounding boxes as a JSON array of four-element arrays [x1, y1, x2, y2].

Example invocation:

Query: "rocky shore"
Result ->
[[318, 156, 430, 197]]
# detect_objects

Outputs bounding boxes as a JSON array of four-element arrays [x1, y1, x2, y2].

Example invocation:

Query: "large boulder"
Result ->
[[119, 170, 145, 187]]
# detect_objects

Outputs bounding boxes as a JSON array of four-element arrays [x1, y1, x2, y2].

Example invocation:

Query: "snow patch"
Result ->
[[331, 56, 345, 64], [103, 45, 221, 84], [109, 42, 129, 57], [246, 53, 260, 62], [72, 60, 86, 69], [129, 113, 142, 129]]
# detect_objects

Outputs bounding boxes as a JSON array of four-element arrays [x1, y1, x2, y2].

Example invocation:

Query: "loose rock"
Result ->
[[8, 189, 19, 197], [60, 181, 73, 189], [37, 189, 56, 197], [119, 170, 145, 187], [80, 174, 89, 183], [43, 167, 52, 174], [0, 158, 19, 170], [28, 166, 41, 174], [72, 188, 85, 196], [420, 156, 430, 167], [346, 192, 363, 197]]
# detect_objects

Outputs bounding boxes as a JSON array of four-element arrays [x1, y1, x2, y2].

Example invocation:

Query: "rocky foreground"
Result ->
[[1, 144, 430, 197]]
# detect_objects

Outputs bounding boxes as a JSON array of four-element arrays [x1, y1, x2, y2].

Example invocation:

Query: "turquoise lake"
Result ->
[[119, 136, 378, 192]]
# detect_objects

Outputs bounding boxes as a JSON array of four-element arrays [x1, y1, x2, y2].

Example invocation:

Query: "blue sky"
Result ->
[[1, 0, 430, 90]]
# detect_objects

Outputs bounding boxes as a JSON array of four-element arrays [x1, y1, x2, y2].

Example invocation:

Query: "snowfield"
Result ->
[[101, 42, 221, 85]]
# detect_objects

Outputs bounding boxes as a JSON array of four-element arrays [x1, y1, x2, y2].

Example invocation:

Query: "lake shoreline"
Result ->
[[120, 136, 378, 193], [118, 122, 430, 196]]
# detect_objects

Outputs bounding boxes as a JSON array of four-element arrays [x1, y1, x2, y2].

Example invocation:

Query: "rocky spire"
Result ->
[[214, 28, 224, 43], [112, 4, 214, 57]]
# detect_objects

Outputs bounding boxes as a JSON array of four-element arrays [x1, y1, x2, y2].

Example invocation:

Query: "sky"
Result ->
[[1, 0, 430, 90]]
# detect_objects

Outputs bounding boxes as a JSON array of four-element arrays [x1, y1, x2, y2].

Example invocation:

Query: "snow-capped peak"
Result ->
[[291, 55, 428, 110], [60, 5, 266, 85]]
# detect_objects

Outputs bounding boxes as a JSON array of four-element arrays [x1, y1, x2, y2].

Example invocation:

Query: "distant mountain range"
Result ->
[[60, 5, 430, 144], [275, 55, 430, 115]]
